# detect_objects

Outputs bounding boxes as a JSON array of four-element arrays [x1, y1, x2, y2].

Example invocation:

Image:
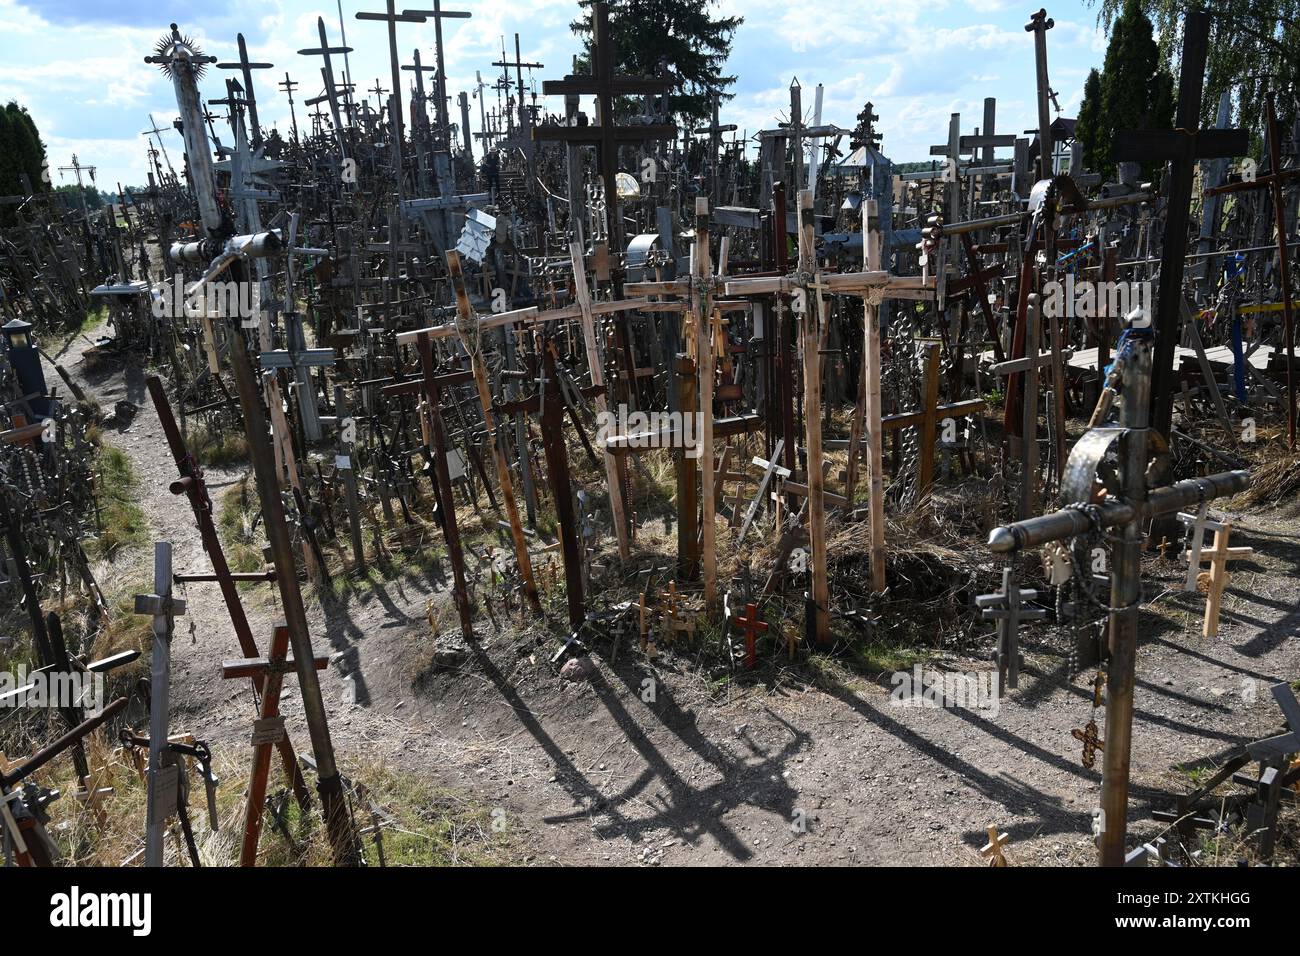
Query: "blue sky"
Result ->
[[0, 0, 1118, 192]]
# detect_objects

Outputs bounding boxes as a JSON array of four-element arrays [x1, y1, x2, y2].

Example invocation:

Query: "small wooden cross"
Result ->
[[1072, 718, 1105, 770], [658, 581, 695, 645], [733, 602, 768, 670], [1184, 519, 1252, 637], [980, 825, 1010, 866]]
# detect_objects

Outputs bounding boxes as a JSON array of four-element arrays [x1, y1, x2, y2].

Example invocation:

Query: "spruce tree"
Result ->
[[1075, 69, 1104, 174], [570, 0, 743, 127]]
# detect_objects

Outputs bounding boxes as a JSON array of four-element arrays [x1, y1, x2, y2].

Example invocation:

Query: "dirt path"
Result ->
[[48, 326, 1300, 866]]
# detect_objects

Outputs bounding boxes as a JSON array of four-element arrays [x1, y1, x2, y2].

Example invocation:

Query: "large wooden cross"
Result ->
[[297, 17, 354, 146], [1112, 10, 1249, 443], [532, 0, 675, 246], [217, 33, 272, 149], [406, 1, 472, 136]]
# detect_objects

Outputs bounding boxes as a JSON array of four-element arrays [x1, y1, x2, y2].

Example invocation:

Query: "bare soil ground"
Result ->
[[42, 321, 1300, 866]]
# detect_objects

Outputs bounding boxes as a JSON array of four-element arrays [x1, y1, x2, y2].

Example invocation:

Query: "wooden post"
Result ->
[[675, 355, 699, 579], [797, 190, 830, 646], [445, 251, 541, 609], [134, 542, 185, 868], [863, 200, 886, 591], [332, 386, 367, 572], [225, 270, 360, 867], [695, 198, 718, 610], [568, 241, 631, 561], [415, 333, 475, 640], [917, 339, 942, 497], [540, 343, 586, 629]]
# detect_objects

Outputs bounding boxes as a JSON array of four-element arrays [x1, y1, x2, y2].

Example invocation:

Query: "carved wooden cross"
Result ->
[[980, 824, 1010, 866], [1072, 719, 1105, 770], [1187, 520, 1252, 638]]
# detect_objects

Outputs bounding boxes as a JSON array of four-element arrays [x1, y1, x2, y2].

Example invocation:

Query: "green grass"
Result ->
[[85, 443, 147, 560], [217, 476, 267, 579], [189, 424, 250, 468]]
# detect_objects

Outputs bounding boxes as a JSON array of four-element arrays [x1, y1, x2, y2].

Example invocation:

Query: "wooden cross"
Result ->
[[332, 386, 367, 573], [976, 566, 1048, 693], [221, 622, 329, 866], [216, 33, 272, 149], [532, 0, 675, 247], [259, 338, 334, 442], [734, 602, 768, 670], [1072, 719, 1105, 770], [738, 439, 787, 542], [444, 250, 541, 609], [1187, 520, 1252, 638], [406, 0, 472, 134], [991, 293, 1054, 519], [296, 17, 354, 146], [657, 581, 695, 644], [1112, 10, 1249, 442], [980, 825, 1010, 866], [132, 542, 187, 868], [354, 0, 429, 183]]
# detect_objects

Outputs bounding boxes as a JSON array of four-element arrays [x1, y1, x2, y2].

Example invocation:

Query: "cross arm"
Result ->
[[1114, 127, 1249, 163], [531, 123, 677, 144], [221, 653, 330, 680]]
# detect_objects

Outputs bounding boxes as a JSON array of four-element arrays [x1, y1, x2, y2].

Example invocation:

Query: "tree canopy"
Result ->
[[1088, 0, 1299, 136], [0, 102, 48, 198], [569, 0, 743, 127], [1076, 0, 1176, 178]]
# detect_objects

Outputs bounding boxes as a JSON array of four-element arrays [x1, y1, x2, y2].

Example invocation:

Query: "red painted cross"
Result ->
[[734, 603, 768, 670]]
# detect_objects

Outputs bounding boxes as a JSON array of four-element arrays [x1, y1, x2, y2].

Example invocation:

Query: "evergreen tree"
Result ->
[[4, 102, 48, 194], [1079, 0, 1175, 178], [1090, 0, 1300, 137], [1075, 68, 1104, 173], [569, 0, 743, 127]]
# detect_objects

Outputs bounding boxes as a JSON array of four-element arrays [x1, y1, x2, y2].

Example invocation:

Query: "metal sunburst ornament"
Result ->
[[144, 23, 216, 79]]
